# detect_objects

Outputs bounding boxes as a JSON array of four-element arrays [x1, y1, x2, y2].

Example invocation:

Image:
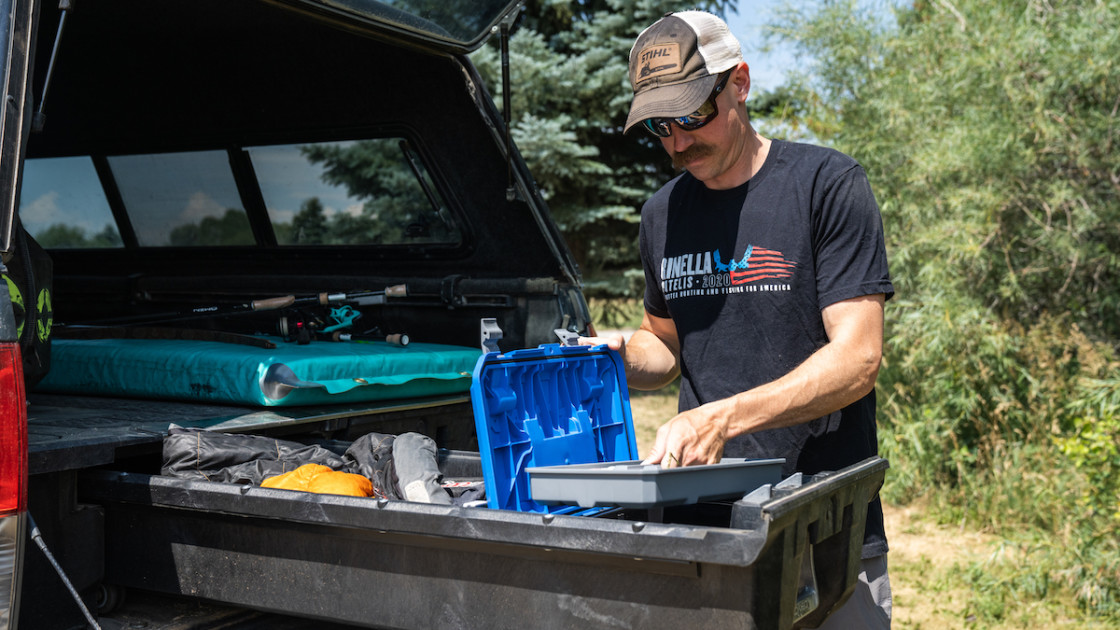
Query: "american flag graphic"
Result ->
[[721, 247, 798, 285]]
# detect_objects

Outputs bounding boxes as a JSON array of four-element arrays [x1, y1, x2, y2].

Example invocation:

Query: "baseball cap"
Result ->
[[624, 11, 743, 134]]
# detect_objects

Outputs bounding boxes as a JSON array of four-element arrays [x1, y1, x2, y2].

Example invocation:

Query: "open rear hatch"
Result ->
[[22, 0, 588, 468]]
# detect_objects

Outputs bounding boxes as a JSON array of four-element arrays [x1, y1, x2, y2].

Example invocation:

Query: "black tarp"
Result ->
[[161, 426, 478, 504]]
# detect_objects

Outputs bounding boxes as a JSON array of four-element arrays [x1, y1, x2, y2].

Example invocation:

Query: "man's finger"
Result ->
[[641, 432, 668, 465], [663, 451, 681, 469], [576, 334, 623, 351]]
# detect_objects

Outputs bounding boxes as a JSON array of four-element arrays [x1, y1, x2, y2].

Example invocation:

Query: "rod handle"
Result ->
[[252, 296, 297, 311]]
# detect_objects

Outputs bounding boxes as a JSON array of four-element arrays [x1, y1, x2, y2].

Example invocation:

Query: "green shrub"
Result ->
[[1057, 378, 1120, 527]]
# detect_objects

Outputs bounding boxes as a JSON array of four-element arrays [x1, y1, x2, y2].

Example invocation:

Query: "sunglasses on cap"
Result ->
[[642, 70, 732, 138]]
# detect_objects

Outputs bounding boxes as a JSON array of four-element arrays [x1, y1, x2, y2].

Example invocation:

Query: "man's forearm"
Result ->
[[720, 329, 881, 437], [623, 327, 680, 390], [644, 294, 885, 467], [721, 294, 884, 437]]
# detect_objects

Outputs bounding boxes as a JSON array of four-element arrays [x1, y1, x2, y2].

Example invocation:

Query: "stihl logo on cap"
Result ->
[[637, 43, 681, 83]]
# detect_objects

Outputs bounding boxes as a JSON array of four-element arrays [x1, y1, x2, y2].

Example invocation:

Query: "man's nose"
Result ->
[[663, 125, 694, 152]]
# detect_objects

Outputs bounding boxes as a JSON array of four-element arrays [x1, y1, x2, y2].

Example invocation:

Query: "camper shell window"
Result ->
[[18, 138, 461, 249]]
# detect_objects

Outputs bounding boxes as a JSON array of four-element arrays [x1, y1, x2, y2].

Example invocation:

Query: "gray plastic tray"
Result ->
[[527, 458, 785, 508]]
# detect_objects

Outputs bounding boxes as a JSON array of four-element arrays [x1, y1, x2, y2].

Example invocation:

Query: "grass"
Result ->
[[627, 381, 679, 457], [587, 297, 644, 331]]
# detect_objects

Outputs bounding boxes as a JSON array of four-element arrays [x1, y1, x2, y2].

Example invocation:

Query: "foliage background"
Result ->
[[477, 0, 1120, 623], [773, 0, 1119, 620]]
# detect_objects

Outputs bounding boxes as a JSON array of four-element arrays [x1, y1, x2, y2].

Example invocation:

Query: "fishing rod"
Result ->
[[322, 331, 410, 347], [67, 284, 409, 328], [312, 284, 409, 307]]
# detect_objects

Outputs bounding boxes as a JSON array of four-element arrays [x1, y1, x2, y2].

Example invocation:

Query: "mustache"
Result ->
[[671, 142, 715, 170]]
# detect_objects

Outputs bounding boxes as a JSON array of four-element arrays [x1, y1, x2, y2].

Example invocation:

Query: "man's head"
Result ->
[[624, 11, 743, 136]]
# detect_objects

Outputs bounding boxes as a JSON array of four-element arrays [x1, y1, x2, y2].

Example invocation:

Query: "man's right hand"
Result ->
[[581, 312, 681, 393], [576, 332, 627, 354]]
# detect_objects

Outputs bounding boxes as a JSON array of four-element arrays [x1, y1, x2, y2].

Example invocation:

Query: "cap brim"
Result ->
[[624, 73, 720, 134]]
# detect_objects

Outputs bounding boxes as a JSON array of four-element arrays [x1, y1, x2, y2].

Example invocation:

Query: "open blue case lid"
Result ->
[[470, 343, 638, 512]]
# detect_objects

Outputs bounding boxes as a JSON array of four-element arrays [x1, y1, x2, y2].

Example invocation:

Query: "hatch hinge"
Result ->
[[498, 2, 524, 202], [33, 0, 74, 132]]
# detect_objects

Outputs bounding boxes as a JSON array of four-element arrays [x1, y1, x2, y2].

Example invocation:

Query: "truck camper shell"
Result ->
[[0, 1, 887, 628]]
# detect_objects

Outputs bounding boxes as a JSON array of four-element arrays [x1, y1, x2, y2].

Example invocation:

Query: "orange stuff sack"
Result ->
[[261, 463, 374, 498]]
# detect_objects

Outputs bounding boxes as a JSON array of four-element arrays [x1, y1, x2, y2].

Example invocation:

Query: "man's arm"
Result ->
[[644, 293, 886, 467], [579, 308, 681, 390]]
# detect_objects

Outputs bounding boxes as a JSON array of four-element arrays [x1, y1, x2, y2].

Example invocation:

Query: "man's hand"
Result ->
[[576, 332, 626, 356], [642, 398, 733, 468]]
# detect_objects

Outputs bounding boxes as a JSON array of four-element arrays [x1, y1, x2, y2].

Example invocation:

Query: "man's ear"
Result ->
[[732, 62, 751, 103]]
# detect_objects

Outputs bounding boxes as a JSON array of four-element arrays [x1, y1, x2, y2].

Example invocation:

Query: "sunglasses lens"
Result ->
[[675, 113, 709, 131], [641, 71, 729, 138], [686, 101, 717, 124], [643, 118, 672, 138]]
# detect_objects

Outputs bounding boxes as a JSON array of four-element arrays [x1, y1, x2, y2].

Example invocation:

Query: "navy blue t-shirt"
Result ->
[[639, 139, 894, 557]]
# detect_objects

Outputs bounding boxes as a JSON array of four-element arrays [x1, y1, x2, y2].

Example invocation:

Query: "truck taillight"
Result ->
[[0, 343, 27, 515]]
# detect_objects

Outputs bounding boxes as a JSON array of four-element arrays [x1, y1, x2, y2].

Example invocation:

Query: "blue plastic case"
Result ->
[[470, 343, 637, 513]]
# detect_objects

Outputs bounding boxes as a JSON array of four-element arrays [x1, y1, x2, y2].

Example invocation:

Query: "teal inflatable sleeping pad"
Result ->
[[36, 336, 482, 407]]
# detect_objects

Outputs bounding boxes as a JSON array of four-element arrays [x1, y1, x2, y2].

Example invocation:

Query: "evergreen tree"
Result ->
[[290, 197, 329, 245], [472, 0, 734, 296], [299, 141, 459, 245]]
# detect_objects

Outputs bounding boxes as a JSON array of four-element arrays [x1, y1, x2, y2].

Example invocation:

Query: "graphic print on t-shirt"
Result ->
[[659, 243, 798, 301]]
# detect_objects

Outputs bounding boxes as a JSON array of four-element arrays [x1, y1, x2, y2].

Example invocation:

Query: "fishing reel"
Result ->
[[277, 310, 321, 345], [276, 299, 408, 346]]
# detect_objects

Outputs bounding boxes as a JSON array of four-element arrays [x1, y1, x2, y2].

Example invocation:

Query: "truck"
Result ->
[[0, 1, 887, 628]]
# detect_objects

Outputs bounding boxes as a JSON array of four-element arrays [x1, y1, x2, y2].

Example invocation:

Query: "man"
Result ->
[[580, 11, 894, 628]]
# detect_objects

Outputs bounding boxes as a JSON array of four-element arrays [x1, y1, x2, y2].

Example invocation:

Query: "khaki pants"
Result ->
[[810, 555, 892, 629]]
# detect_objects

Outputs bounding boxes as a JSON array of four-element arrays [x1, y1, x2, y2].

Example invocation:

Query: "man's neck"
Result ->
[[734, 127, 772, 187], [702, 126, 772, 190]]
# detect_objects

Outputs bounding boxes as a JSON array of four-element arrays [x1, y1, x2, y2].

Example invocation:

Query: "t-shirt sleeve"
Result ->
[[813, 165, 894, 309], [640, 205, 670, 319]]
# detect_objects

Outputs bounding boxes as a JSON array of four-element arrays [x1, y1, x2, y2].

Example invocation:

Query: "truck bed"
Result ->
[[23, 390, 887, 628], [27, 392, 475, 475], [78, 451, 886, 629]]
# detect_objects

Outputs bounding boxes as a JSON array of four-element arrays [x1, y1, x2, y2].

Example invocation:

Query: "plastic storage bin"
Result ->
[[471, 342, 785, 512], [527, 458, 784, 508], [470, 343, 637, 512]]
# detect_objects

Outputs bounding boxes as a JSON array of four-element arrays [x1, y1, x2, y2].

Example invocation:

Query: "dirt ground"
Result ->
[[882, 502, 993, 628]]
